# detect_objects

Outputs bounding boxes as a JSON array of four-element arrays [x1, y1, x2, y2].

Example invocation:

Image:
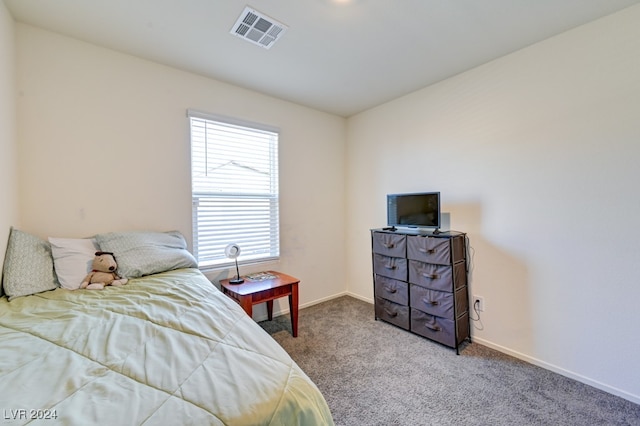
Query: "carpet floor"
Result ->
[[260, 296, 640, 426]]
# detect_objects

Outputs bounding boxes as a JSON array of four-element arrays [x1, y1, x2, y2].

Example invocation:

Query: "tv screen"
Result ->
[[387, 192, 440, 229]]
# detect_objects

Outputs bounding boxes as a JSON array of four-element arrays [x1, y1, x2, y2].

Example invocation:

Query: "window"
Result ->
[[188, 110, 279, 269]]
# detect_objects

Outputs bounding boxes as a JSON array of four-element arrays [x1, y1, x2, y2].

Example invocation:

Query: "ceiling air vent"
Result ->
[[230, 6, 288, 49]]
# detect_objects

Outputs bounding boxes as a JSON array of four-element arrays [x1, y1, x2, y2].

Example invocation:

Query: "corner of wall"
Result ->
[[0, 2, 20, 276]]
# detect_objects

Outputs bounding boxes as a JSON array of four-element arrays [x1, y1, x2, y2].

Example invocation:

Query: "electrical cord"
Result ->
[[470, 299, 481, 321], [463, 234, 483, 330], [470, 299, 484, 331]]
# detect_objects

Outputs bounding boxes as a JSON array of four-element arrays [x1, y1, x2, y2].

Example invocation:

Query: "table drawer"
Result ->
[[376, 297, 410, 330], [373, 254, 407, 281], [375, 275, 408, 306], [372, 232, 406, 257]]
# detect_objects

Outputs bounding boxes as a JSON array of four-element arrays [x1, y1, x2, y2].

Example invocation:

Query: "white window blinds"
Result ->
[[189, 111, 279, 269]]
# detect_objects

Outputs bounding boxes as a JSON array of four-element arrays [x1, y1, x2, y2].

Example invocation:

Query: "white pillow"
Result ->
[[48, 237, 99, 290]]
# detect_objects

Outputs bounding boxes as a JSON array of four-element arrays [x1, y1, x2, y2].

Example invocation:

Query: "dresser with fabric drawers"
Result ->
[[371, 228, 470, 353]]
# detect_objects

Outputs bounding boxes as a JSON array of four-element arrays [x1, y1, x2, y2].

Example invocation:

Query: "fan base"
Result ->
[[229, 278, 245, 285]]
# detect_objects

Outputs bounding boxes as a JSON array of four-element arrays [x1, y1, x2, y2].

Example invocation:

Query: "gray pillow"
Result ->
[[95, 230, 198, 278], [2, 227, 58, 300]]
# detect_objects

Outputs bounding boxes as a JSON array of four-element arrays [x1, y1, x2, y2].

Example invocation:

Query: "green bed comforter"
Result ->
[[0, 268, 333, 425]]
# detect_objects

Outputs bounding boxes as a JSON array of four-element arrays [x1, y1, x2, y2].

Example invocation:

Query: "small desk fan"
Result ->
[[224, 243, 244, 284]]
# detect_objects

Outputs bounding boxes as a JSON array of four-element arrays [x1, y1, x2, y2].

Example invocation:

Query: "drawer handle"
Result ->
[[424, 323, 441, 332], [419, 248, 437, 254], [385, 265, 397, 270], [384, 308, 398, 318], [384, 286, 397, 294], [422, 273, 439, 279], [383, 243, 395, 249], [423, 298, 439, 306]]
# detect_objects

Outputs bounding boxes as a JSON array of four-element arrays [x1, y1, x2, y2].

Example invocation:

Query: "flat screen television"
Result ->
[[387, 192, 441, 230]]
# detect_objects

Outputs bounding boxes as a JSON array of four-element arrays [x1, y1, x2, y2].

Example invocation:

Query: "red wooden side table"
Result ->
[[220, 270, 299, 337]]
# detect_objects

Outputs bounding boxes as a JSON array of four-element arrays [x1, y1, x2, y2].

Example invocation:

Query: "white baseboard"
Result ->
[[300, 291, 351, 309], [255, 294, 639, 406], [343, 291, 373, 305], [472, 336, 640, 405], [252, 291, 350, 322]]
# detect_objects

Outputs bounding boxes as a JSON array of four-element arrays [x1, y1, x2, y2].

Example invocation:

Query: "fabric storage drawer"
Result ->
[[408, 260, 453, 292], [410, 309, 456, 347], [376, 297, 410, 330], [407, 235, 451, 265], [372, 232, 406, 258], [454, 287, 469, 316], [409, 260, 467, 291], [451, 261, 467, 291], [375, 275, 409, 306], [450, 235, 466, 264], [410, 285, 454, 319], [411, 309, 469, 347], [457, 311, 470, 345], [373, 254, 407, 281]]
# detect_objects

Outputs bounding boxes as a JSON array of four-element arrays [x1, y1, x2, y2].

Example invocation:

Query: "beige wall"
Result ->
[[346, 5, 640, 403], [0, 1, 19, 276], [15, 24, 347, 311]]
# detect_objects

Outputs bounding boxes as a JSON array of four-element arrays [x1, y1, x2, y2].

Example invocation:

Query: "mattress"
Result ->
[[0, 268, 333, 425]]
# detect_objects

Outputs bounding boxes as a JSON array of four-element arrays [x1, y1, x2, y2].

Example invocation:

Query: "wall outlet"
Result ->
[[473, 295, 484, 312]]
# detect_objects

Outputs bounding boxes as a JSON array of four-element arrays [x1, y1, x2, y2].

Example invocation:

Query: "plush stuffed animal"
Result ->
[[80, 251, 128, 290]]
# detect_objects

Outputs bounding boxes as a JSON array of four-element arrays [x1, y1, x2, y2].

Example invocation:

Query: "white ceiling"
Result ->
[[4, 0, 640, 117]]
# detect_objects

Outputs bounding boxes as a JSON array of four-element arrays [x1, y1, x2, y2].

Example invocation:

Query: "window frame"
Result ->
[[188, 109, 280, 271]]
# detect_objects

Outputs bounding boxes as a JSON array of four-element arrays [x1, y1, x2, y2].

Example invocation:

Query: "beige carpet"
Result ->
[[260, 295, 640, 426]]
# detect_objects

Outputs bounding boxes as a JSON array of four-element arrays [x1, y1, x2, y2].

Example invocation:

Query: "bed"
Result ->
[[0, 228, 334, 425]]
